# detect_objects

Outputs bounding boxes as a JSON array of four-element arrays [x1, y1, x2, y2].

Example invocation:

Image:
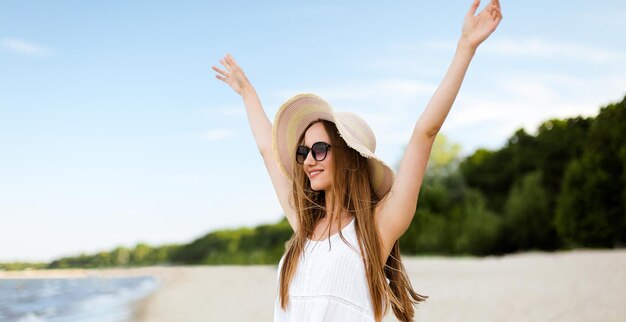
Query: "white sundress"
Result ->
[[273, 217, 383, 322]]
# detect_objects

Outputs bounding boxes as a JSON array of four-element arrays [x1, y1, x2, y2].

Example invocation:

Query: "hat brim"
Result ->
[[272, 93, 395, 199]]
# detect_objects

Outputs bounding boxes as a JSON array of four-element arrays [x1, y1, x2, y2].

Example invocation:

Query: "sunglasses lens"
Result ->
[[311, 142, 329, 161], [296, 146, 309, 164]]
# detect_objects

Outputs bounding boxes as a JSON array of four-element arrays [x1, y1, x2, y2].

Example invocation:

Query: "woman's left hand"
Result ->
[[460, 0, 503, 50]]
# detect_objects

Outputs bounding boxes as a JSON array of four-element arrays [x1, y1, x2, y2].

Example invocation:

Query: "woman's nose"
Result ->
[[303, 150, 316, 166]]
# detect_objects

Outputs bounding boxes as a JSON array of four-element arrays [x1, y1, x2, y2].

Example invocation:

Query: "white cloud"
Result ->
[[1, 38, 54, 57], [276, 78, 436, 103], [203, 128, 235, 141], [494, 72, 626, 110], [443, 95, 603, 157], [483, 37, 626, 65], [443, 70, 625, 156], [384, 37, 626, 65], [499, 80, 559, 101]]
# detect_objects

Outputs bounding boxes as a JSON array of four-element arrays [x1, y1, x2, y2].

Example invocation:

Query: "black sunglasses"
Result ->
[[296, 142, 332, 164]]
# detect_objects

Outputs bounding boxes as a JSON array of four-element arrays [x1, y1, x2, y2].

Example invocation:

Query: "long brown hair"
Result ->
[[278, 119, 427, 322]]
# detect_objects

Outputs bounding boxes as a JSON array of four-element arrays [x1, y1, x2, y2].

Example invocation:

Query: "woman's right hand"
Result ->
[[212, 53, 252, 96]]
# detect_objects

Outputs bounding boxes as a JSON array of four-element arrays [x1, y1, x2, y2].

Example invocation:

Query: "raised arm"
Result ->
[[212, 54, 298, 232], [375, 0, 503, 252]]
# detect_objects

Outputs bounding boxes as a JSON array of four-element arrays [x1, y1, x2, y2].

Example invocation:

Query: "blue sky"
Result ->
[[1, 1, 625, 262]]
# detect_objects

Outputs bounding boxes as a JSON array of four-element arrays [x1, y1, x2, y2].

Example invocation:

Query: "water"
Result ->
[[0, 275, 159, 322]]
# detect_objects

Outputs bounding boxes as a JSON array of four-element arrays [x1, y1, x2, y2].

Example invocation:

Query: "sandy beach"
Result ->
[[3, 249, 625, 321]]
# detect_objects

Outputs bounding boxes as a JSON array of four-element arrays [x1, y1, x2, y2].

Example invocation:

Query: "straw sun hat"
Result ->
[[272, 93, 395, 199]]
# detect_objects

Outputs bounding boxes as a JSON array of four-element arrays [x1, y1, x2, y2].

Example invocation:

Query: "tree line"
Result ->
[[400, 95, 625, 255]]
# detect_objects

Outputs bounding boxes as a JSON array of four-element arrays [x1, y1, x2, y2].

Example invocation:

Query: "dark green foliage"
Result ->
[[460, 147, 514, 213], [451, 188, 501, 255], [500, 171, 558, 251], [459, 95, 625, 253], [47, 244, 181, 269], [400, 136, 502, 256], [555, 97, 626, 247], [171, 218, 292, 265], [461, 127, 542, 213], [400, 174, 502, 256], [555, 158, 609, 246], [535, 117, 591, 208], [400, 209, 447, 254]]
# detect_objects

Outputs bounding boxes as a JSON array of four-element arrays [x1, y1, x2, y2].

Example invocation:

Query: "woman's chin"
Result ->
[[310, 182, 328, 192]]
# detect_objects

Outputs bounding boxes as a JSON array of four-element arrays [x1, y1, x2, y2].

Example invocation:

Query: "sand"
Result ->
[[3, 249, 625, 321]]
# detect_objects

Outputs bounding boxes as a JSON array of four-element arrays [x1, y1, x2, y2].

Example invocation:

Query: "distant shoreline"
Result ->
[[0, 248, 620, 279], [0, 266, 172, 279]]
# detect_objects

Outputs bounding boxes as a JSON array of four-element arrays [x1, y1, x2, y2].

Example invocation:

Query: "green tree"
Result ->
[[460, 147, 514, 213], [501, 171, 556, 250], [112, 247, 130, 266], [535, 117, 591, 212], [555, 97, 626, 247], [131, 243, 151, 265], [400, 209, 448, 254], [450, 188, 501, 255]]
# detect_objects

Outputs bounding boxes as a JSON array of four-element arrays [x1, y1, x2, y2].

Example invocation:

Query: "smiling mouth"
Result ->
[[309, 170, 323, 178]]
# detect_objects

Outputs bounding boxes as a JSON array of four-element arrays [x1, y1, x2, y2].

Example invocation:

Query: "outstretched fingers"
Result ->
[[491, 6, 502, 24], [468, 0, 480, 17], [212, 64, 227, 76], [220, 57, 231, 71], [479, 0, 502, 25], [215, 74, 227, 82], [211, 65, 230, 82], [212, 53, 242, 84], [226, 53, 238, 66], [226, 53, 241, 69], [491, 0, 501, 16]]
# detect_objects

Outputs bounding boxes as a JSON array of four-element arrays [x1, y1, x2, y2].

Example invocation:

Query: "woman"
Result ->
[[212, 1, 502, 321]]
